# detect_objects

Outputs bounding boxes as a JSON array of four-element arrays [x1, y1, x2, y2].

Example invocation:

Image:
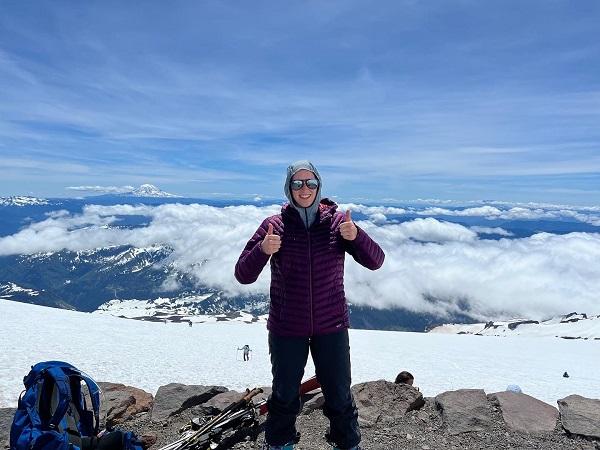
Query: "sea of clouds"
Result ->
[[1, 202, 599, 321]]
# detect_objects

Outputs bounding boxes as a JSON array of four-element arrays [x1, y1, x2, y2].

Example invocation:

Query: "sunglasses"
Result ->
[[290, 179, 319, 191]]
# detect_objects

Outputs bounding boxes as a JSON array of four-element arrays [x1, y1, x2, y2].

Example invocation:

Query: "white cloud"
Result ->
[[0, 203, 599, 321], [66, 185, 135, 194], [412, 203, 600, 227], [418, 206, 503, 217], [339, 203, 407, 215], [470, 226, 514, 237]]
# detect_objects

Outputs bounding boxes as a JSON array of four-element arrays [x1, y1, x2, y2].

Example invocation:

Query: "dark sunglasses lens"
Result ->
[[291, 180, 303, 191], [306, 179, 319, 190]]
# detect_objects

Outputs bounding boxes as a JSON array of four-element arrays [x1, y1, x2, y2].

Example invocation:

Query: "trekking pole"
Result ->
[[159, 388, 263, 450], [190, 388, 262, 438]]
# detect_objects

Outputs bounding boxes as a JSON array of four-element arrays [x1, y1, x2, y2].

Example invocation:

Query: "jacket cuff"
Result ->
[[352, 225, 368, 246], [249, 240, 271, 266]]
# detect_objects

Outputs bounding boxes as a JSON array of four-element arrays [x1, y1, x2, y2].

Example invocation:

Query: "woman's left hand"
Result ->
[[340, 210, 358, 241]]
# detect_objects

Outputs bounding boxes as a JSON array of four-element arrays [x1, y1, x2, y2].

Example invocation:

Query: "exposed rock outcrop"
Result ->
[[352, 379, 425, 427], [151, 383, 228, 422], [488, 391, 558, 433], [98, 382, 154, 427], [435, 389, 494, 435], [558, 394, 600, 439]]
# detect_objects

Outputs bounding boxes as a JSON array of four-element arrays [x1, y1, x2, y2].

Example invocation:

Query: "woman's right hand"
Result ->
[[261, 223, 281, 255]]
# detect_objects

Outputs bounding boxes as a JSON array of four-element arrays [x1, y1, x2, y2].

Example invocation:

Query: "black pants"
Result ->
[[264, 329, 360, 449]]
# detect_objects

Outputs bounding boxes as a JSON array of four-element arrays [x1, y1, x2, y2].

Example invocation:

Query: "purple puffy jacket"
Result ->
[[235, 199, 385, 337]]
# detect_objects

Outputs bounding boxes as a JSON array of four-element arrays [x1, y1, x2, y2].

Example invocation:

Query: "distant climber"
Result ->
[[238, 344, 251, 361]]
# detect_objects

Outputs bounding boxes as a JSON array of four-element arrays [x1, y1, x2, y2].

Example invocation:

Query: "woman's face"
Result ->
[[291, 169, 318, 208]]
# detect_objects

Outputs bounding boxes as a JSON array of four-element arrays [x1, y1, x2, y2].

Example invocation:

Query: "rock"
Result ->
[[507, 320, 539, 330], [488, 391, 558, 433], [0, 408, 16, 449], [140, 433, 157, 449], [301, 392, 325, 415], [203, 390, 244, 411], [98, 382, 154, 427], [151, 383, 228, 422], [352, 380, 425, 427], [435, 389, 494, 435], [558, 394, 600, 439]]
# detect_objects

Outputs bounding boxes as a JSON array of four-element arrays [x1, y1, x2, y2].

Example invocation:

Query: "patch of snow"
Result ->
[[0, 196, 50, 207], [429, 313, 600, 339], [1, 300, 598, 409], [0, 282, 41, 297]]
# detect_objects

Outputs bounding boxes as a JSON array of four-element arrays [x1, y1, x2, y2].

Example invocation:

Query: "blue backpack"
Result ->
[[10, 361, 102, 450]]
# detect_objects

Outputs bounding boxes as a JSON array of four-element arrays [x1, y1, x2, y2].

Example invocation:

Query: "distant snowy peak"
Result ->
[[0, 282, 42, 298], [429, 312, 600, 340], [129, 184, 179, 198], [0, 196, 50, 206], [95, 297, 267, 324]]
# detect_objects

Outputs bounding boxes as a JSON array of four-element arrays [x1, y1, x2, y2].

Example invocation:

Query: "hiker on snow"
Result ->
[[238, 344, 252, 361], [235, 160, 385, 450]]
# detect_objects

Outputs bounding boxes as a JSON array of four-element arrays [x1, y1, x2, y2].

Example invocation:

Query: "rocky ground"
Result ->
[[2, 380, 599, 450]]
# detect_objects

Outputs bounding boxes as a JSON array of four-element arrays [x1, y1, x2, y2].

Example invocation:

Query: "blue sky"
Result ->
[[1, 0, 599, 204]]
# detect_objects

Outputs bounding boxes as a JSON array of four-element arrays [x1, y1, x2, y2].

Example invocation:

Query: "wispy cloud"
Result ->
[[1, 202, 599, 320], [66, 185, 135, 194]]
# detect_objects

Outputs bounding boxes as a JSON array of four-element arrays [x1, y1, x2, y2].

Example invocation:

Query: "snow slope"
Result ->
[[430, 314, 600, 339], [1, 300, 598, 408]]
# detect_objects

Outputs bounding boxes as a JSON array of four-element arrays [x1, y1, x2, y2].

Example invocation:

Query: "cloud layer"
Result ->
[[1, 202, 599, 321], [342, 201, 600, 227]]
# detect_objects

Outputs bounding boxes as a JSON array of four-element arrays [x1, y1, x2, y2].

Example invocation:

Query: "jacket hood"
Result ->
[[283, 160, 322, 228]]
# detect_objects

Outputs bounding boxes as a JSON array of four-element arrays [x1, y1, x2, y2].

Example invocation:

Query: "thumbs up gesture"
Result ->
[[340, 210, 358, 241], [261, 223, 282, 255]]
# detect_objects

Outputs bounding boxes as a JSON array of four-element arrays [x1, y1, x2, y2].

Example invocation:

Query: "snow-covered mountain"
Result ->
[[0, 244, 270, 317], [129, 184, 179, 198], [429, 312, 600, 340], [0, 196, 50, 206], [0, 282, 42, 298], [95, 297, 268, 324]]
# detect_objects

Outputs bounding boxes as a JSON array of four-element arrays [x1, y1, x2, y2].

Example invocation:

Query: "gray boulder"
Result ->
[[203, 390, 243, 411], [435, 389, 493, 435], [301, 392, 325, 415], [0, 408, 16, 449], [151, 383, 228, 422], [558, 394, 600, 439], [98, 382, 154, 427], [203, 387, 270, 412], [488, 391, 558, 433], [352, 380, 424, 427]]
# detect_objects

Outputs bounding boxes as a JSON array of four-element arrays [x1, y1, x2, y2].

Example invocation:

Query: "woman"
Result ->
[[235, 161, 385, 450]]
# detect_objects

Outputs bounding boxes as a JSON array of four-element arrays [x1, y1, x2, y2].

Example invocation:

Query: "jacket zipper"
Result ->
[[306, 209, 314, 336]]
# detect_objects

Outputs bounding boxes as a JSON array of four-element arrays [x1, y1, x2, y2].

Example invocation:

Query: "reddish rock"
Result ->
[[98, 382, 153, 427]]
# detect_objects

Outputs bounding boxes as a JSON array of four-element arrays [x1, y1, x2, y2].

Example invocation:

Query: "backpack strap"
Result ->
[[44, 366, 72, 430], [78, 373, 101, 434], [59, 365, 102, 435]]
